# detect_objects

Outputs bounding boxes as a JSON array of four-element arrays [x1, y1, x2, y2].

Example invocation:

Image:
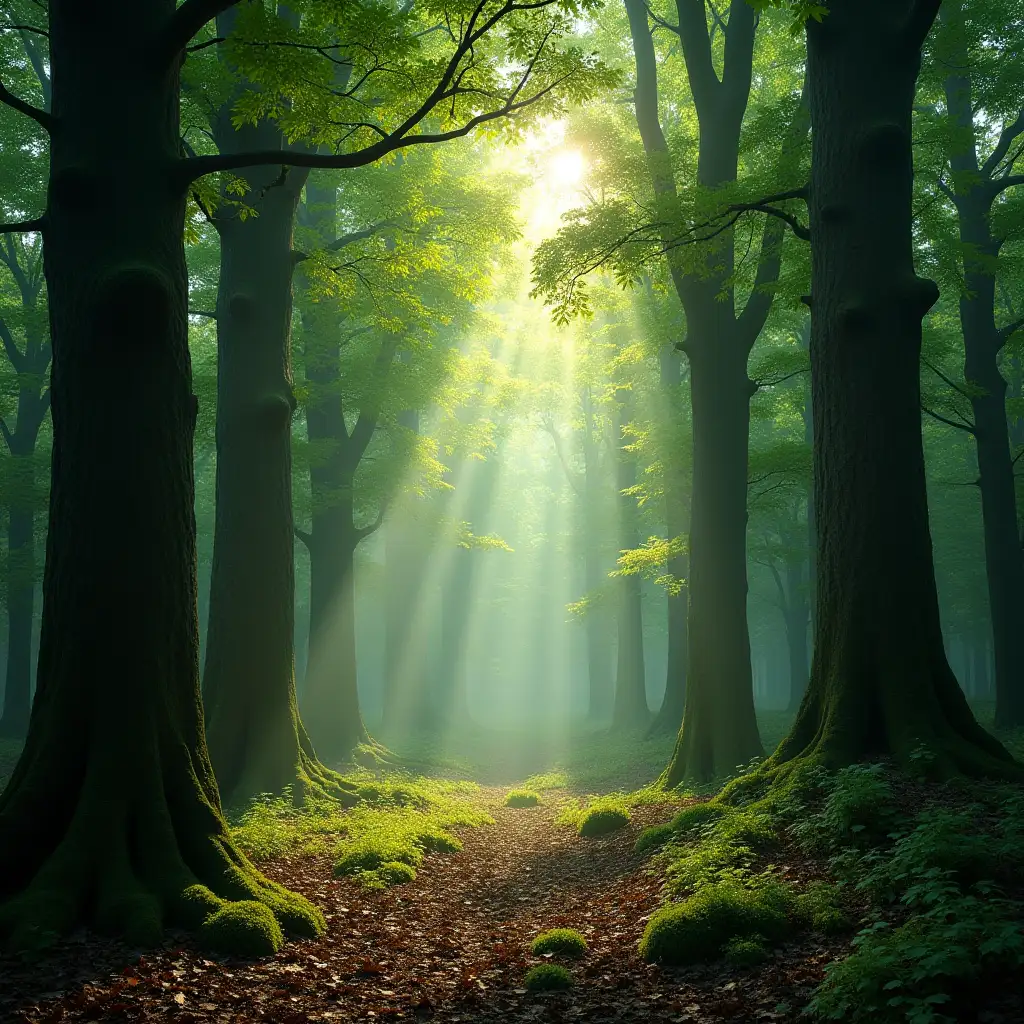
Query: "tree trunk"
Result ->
[[0, 1, 323, 951], [666, 337, 761, 780], [941, 59, 1024, 729], [649, 346, 688, 735], [612, 395, 648, 729], [201, 58, 351, 806], [772, 0, 1015, 778], [784, 557, 809, 712]]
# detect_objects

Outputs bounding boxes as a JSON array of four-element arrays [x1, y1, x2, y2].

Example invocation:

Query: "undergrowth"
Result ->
[[230, 769, 490, 890], [640, 759, 1024, 1023]]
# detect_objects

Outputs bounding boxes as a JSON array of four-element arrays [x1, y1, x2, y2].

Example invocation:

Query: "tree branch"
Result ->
[[922, 357, 973, 399], [981, 107, 1024, 179], [674, 0, 722, 117], [0, 216, 45, 233], [998, 316, 1024, 347], [988, 173, 1024, 200], [189, 309, 218, 320], [541, 420, 582, 497], [921, 404, 976, 435], [292, 221, 395, 264], [347, 337, 400, 467], [294, 526, 313, 552], [0, 76, 53, 131], [0, 314, 24, 372], [355, 504, 386, 541], [0, 416, 11, 452], [160, 0, 237, 63]]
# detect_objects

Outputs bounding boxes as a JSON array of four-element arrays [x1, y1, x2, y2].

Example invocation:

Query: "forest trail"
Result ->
[[0, 787, 827, 1024]]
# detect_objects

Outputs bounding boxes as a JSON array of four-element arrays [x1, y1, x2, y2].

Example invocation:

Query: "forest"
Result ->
[[1, 0, 1023, 1021]]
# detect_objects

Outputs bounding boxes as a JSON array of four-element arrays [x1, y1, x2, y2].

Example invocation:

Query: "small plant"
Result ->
[[723, 934, 770, 967], [794, 881, 850, 934], [635, 801, 729, 855], [524, 963, 573, 991], [378, 860, 417, 884], [578, 801, 630, 837], [199, 901, 284, 957], [506, 789, 542, 808], [639, 877, 791, 965], [531, 928, 587, 958]]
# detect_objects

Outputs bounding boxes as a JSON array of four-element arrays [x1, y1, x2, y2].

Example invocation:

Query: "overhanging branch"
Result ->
[[921, 404, 976, 435], [160, 0, 237, 63], [0, 216, 45, 233], [0, 77, 51, 131]]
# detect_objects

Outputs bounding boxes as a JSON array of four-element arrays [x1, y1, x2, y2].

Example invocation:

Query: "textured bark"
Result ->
[[783, 556, 810, 711], [625, 0, 788, 782], [0, 0, 324, 951], [201, 29, 353, 806], [940, 36, 1024, 729], [612, 394, 648, 729], [772, 0, 1016, 778]]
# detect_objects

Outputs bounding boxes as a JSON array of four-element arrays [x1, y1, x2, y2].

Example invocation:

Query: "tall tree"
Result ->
[[767, 0, 1017, 776], [0, 0, 612, 951]]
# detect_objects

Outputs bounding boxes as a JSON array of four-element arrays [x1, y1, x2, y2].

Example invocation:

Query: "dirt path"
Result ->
[[0, 788, 828, 1023]]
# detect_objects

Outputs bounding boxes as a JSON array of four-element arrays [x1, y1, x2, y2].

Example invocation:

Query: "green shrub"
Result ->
[[334, 836, 423, 875], [531, 928, 587, 958], [378, 861, 417, 884], [505, 789, 542, 808], [790, 764, 896, 854], [579, 804, 630, 837], [524, 963, 573, 991], [639, 878, 791, 965], [635, 802, 728, 856], [724, 934, 770, 967], [199, 901, 284, 957], [635, 821, 676, 855], [794, 881, 850, 934]]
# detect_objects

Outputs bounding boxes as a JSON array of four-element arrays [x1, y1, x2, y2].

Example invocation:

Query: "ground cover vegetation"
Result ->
[[1, 0, 1024, 1021]]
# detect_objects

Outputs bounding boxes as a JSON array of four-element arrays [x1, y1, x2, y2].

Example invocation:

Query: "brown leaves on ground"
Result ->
[[0, 789, 840, 1024]]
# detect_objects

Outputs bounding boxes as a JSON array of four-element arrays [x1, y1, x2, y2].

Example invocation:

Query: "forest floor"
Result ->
[[0, 782, 837, 1024]]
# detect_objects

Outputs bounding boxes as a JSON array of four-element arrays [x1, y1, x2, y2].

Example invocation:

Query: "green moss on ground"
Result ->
[[505, 789, 542, 808], [723, 934, 770, 967], [524, 963, 573, 991], [558, 795, 632, 837], [531, 927, 587, 957]]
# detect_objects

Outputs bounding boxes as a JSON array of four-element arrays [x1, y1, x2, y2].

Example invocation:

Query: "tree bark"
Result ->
[[784, 556, 809, 711], [0, 0, 324, 951], [940, 44, 1024, 729], [772, 0, 1016, 778], [201, 30, 353, 806], [612, 394, 648, 729]]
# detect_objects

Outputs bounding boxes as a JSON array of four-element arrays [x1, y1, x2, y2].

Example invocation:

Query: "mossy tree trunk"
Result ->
[[0, 0, 324, 951], [201, 24, 354, 807], [0, 242, 50, 740], [772, 0, 1017, 778], [612, 391, 649, 729], [938, 11, 1024, 729]]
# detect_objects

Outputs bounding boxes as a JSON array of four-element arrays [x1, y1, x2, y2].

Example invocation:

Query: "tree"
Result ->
[[0, 0, 611, 952], [767, 0, 1018, 777]]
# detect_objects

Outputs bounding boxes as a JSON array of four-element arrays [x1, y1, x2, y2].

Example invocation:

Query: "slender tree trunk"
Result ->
[[649, 347, 688, 735], [942, 59, 1024, 729], [0, 1, 323, 950], [772, 0, 1015, 778], [612, 395, 648, 729]]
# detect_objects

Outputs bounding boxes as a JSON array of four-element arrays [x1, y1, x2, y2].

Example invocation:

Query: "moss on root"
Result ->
[[199, 900, 284, 957]]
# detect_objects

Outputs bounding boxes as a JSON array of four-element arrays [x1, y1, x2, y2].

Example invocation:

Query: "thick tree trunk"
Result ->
[[649, 347, 688, 735], [0, 1, 323, 951], [612, 396, 648, 729], [773, 0, 1015, 778], [201, 70, 351, 806], [0, 505, 35, 740], [784, 558, 809, 712], [666, 337, 761, 781]]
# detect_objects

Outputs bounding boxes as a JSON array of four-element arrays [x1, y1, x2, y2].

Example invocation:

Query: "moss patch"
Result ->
[[524, 963, 573, 991], [531, 927, 587, 958], [199, 901, 284, 958], [505, 789, 542, 808], [723, 934, 770, 967]]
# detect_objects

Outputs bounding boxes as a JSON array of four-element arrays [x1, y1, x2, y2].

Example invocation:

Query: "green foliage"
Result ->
[[357, 860, 419, 892], [558, 795, 631, 836], [635, 801, 727, 855], [505, 789, 542, 808], [639, 877, 791, 965], [793, 881, 850, 934], [524, 963, 574, 991], [724, 934, 771, 967], [198, 901, 285, 958], [531, 928, 588, 958]]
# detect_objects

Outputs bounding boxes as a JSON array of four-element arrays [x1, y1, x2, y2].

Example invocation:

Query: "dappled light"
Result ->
[[2, 2, 1024, 1023]]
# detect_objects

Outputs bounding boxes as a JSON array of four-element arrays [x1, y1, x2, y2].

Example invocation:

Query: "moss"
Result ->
[[723, 934, 770, 967], [505, 789, 542, 808], [793, 881, 850, 934], [639, 879, 791, 965], [579, 804, 630, 837], [377, 861, 417, 884], [636, 802, 728, 855], [531, 928, 587, 958], [635, 821, 676, 855], [199, 900, 284, 957], [524, 963, 573, 991]]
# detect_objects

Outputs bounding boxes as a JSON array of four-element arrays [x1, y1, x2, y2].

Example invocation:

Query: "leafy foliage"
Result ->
[[531, 927, 588, 958]]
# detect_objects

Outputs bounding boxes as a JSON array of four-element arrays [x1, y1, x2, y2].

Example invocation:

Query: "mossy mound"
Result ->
[[635, 801, 727, 854], [199, 900, 284, 957], [418, 827, 462, 854], [723, 934, 770, 967], [524, 963, 573, 991], [639, 878, 791, 965], [531, 927, 587, 958], [505, 789, 542, 808], [378, 861, 417, 884], [579, 805, 630, 837], [793, 881, 849, 934]]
